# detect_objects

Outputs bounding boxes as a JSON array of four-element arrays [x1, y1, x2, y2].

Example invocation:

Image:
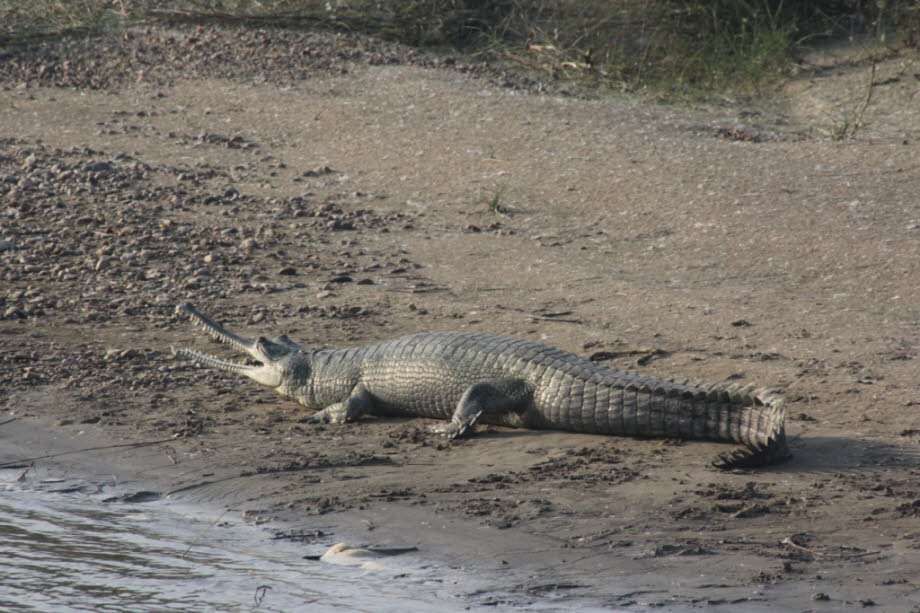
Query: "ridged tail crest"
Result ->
[[712, 386, 790, 469]]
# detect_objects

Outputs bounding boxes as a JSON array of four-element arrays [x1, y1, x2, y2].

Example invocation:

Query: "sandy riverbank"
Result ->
[[2, 24, 919, 610]]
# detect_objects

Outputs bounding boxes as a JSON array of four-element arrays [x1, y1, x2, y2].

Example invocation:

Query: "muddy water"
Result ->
[[0, 472, 609, 613]]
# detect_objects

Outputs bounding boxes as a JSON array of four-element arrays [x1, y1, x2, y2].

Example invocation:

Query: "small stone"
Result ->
[[21, 153, 38, 169], [84, 160, 115, 173], [279, 266, 297, 275], [326, 219, 355, 231], [3, 306, 25, 319], [302, 165, 333, 177]]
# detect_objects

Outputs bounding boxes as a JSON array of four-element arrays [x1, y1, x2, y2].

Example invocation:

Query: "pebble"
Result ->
[[3, 306, 25, 319], [104, 348, 138, 361]]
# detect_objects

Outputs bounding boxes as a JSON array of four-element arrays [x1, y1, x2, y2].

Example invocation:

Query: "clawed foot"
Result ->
[[427, 411, 481, 439], [427, 420, 466, 439], [428, 421, 466, 438], [307, 404, 349, 424]]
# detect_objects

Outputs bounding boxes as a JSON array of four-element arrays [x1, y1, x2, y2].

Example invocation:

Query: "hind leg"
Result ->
[[428, 378, 532, 438]]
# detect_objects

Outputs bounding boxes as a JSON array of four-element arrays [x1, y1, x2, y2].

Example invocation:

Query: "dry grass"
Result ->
[[2, 0, 917, 99]]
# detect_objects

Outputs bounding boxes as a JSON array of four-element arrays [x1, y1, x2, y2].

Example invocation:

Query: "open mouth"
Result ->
[[172, 303, 284, 387]]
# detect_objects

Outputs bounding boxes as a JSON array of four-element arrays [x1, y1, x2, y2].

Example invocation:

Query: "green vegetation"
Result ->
[[0, 0, 125, 41], [482, 184, 511, 216], [2, 1, 918, 98]]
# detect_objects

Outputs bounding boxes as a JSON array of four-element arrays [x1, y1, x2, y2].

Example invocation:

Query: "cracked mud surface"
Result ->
[[2, 25, 920, 610]]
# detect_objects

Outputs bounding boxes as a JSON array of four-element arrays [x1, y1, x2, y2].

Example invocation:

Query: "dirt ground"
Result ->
[[2, 25, 920, 611]]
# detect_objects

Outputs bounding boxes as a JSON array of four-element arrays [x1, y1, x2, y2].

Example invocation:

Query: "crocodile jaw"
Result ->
[[171, 343, 284, 388], [173, 303, 294, 389]]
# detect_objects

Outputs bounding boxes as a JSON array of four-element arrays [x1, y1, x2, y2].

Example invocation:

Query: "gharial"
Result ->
[[172, 303, 790, 468]]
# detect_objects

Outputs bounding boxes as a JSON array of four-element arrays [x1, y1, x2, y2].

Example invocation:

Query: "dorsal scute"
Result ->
[[665, 386, 682, 398]]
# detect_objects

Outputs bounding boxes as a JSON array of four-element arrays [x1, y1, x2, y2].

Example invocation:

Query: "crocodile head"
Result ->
[[172, 303, 305, 389]]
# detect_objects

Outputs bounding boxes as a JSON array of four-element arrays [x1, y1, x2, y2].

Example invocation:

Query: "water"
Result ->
[[0, 471, 606, 613]]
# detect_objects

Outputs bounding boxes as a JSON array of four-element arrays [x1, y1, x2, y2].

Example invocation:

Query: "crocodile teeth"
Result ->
[[171, 347, 258, 374]]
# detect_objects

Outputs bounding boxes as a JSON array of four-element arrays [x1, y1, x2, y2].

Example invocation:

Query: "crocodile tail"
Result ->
[[712, 387, 790, 469]]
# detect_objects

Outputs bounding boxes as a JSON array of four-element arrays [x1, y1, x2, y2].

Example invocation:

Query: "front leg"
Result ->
[[307, 384, 374, 424], [429, 378, 531, 439]]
